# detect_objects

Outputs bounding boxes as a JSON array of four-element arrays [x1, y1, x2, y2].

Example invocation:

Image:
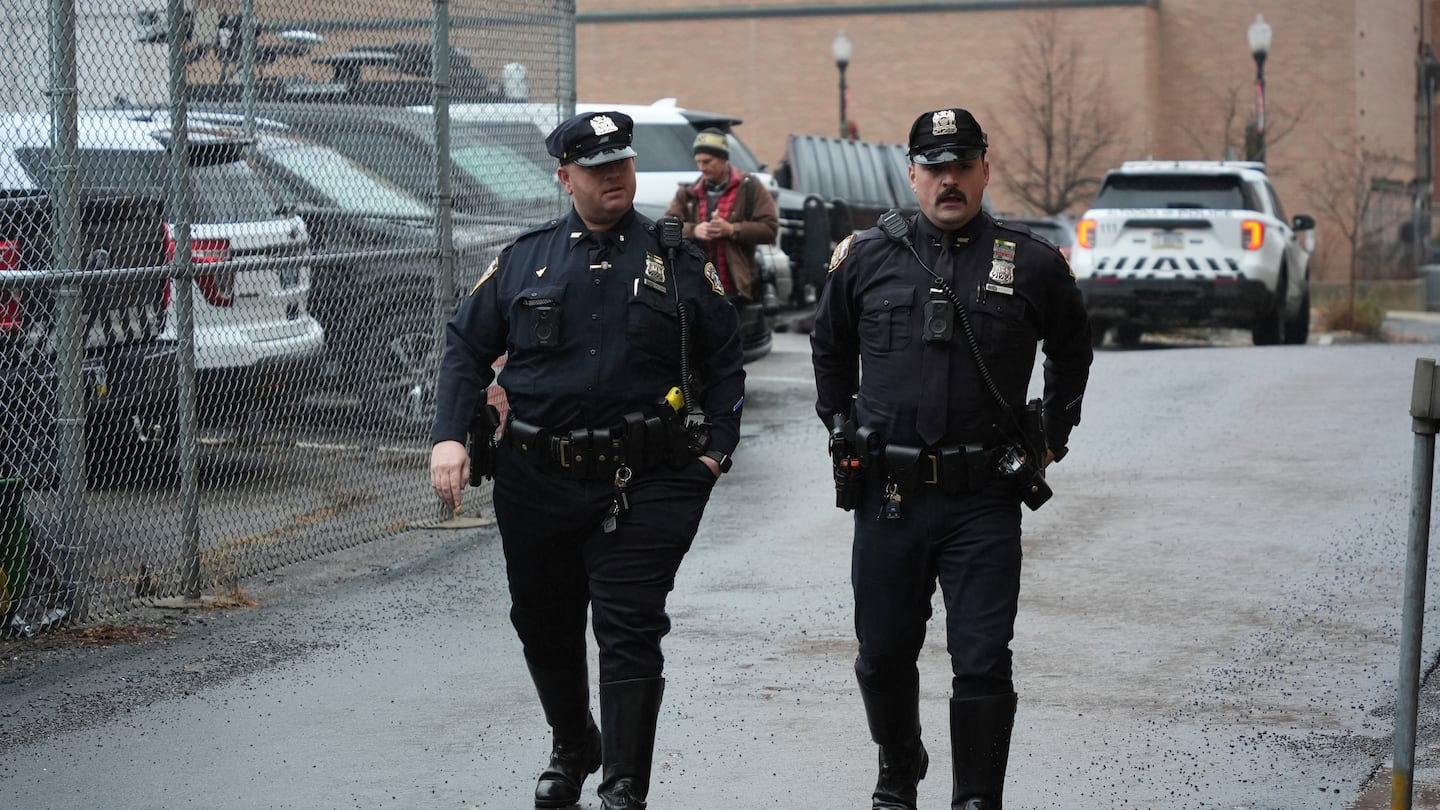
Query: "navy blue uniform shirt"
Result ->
[[811, 211, 1091, 454], [433, 208, 745, 455]]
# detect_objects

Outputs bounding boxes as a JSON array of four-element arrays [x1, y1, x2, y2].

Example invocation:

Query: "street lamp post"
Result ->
[[1247, 13, 1272, 163], [832, 32, 852, 140]]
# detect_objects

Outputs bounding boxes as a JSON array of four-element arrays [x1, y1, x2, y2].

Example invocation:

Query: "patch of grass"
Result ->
[[1316, 296, 1385, 335]]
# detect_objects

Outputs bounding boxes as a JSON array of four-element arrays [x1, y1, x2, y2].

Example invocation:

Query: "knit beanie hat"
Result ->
[[692, 128, 729, 159]]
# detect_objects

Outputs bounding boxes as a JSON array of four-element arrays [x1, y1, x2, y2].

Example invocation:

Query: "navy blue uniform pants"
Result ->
[[492, 439, 716, 684], [852, 480, 1022, 700]]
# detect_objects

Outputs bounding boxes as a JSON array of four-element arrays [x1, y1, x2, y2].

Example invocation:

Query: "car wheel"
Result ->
[[1252, 271, 1287, 346], [363, 300, 439, 435], [87, 409, 178, 489], [1284, 287, 1311, 345]]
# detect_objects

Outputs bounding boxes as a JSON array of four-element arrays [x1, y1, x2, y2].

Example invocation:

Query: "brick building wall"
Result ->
[[576, 0, 1427, 282]]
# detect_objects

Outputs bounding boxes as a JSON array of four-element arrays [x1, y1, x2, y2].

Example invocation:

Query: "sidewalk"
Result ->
[[1385, 310, 1440, 344]]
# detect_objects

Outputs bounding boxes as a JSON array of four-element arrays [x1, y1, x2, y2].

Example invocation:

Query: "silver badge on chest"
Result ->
[[642, 253, 667, 293], [989, 239, 1017, 286], [989, 260, 1014, 285]]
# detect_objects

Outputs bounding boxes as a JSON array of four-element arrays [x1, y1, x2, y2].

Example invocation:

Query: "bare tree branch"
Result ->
[[1303, 143, 1411, 296], [1176, 82, 1308, 160], [993, 11, 1124, 215]]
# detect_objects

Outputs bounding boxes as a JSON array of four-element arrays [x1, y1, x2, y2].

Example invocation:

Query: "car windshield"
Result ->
[[450, 133, 561, 206], [264, 143, 432, 218], [1094, 174, 1253, 211], [629, 123, 760, 174], [452, 140, 558, 203], [15, 146, 282, 222]]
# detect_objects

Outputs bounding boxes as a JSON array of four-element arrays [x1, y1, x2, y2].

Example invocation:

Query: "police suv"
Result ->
[[1069, 160, 1316, 347]]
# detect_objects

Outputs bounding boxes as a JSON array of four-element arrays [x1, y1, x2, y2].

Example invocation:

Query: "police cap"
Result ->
[[907, 108, 988, 165], [545, 111, 638, 167]]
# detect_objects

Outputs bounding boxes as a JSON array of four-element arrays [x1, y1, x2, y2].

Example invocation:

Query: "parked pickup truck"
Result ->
[[1069, 160, 1316, 347], [0, 189, 176, 487]]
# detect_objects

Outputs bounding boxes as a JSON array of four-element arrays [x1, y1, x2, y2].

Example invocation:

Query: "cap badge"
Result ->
[[932, 110, 958, 137], [590, 115, 619, 136]]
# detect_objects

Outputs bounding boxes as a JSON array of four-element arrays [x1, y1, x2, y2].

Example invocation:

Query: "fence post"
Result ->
[[430, 0, 455, 523], [166, 0, 202, 599], [48, 0, 88, 618], [1396, 357, 1440, 808]]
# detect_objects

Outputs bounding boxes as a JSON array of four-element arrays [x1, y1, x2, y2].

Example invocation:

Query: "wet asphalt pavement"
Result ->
[[8, 320, 1440, 808]]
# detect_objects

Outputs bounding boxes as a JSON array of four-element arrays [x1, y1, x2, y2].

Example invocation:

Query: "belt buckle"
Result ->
[[925, 451, 940, 485], [556, 436, 572, 469]]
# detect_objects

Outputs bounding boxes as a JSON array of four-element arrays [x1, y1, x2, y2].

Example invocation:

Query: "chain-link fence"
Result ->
[[0, 0, 574, 636]]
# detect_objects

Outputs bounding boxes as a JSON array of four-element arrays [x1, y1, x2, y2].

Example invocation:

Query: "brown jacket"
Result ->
[[663, 170, 779, 299]]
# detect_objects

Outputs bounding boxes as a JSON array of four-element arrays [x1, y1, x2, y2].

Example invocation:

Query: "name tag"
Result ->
[[984, 283, 1014, 296]]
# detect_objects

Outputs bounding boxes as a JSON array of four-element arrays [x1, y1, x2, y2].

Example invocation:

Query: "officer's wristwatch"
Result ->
[[701, 449, 733, 474]]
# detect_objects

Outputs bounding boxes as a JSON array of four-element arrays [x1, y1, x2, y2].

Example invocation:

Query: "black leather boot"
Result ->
[[528, 663, 602, 808], [859, 678, 928, 810], [597, 677, 665, 810], [950, 692, 1017, 810]]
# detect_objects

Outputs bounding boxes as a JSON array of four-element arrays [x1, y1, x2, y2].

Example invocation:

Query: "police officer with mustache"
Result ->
[[811, 108, 1092, 809]]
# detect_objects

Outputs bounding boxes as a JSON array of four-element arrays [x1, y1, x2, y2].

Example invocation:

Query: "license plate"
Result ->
[[280, 267, 301, 288], [1150, 230, 1184, 250]]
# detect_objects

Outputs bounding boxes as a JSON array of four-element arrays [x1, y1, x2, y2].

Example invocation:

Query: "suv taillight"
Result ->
[[164, 225, 235, 307], [1241, 220, 1264, 251], [0, 240, 21, 333], [1077, 219, 1096, 249]]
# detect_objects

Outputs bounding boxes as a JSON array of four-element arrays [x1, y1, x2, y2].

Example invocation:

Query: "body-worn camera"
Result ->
[[530, 304, 560, 348], [923, 295, 954, 343], [993, 398, 1052, 511]]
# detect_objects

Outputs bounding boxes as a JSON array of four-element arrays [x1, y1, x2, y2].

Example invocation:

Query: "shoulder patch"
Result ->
[[828, 234, 856, 273], [703, 262, 725, 295], [469, 256, 500, 296]]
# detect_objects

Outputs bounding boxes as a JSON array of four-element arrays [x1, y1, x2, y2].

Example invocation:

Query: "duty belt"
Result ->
[[507, 412, 687, 480], [855, 425, 998, 496]]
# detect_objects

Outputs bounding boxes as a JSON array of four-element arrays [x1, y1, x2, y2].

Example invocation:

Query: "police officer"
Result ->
[[430, 110, 744, 810], [810, 108, 1092, 809]]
